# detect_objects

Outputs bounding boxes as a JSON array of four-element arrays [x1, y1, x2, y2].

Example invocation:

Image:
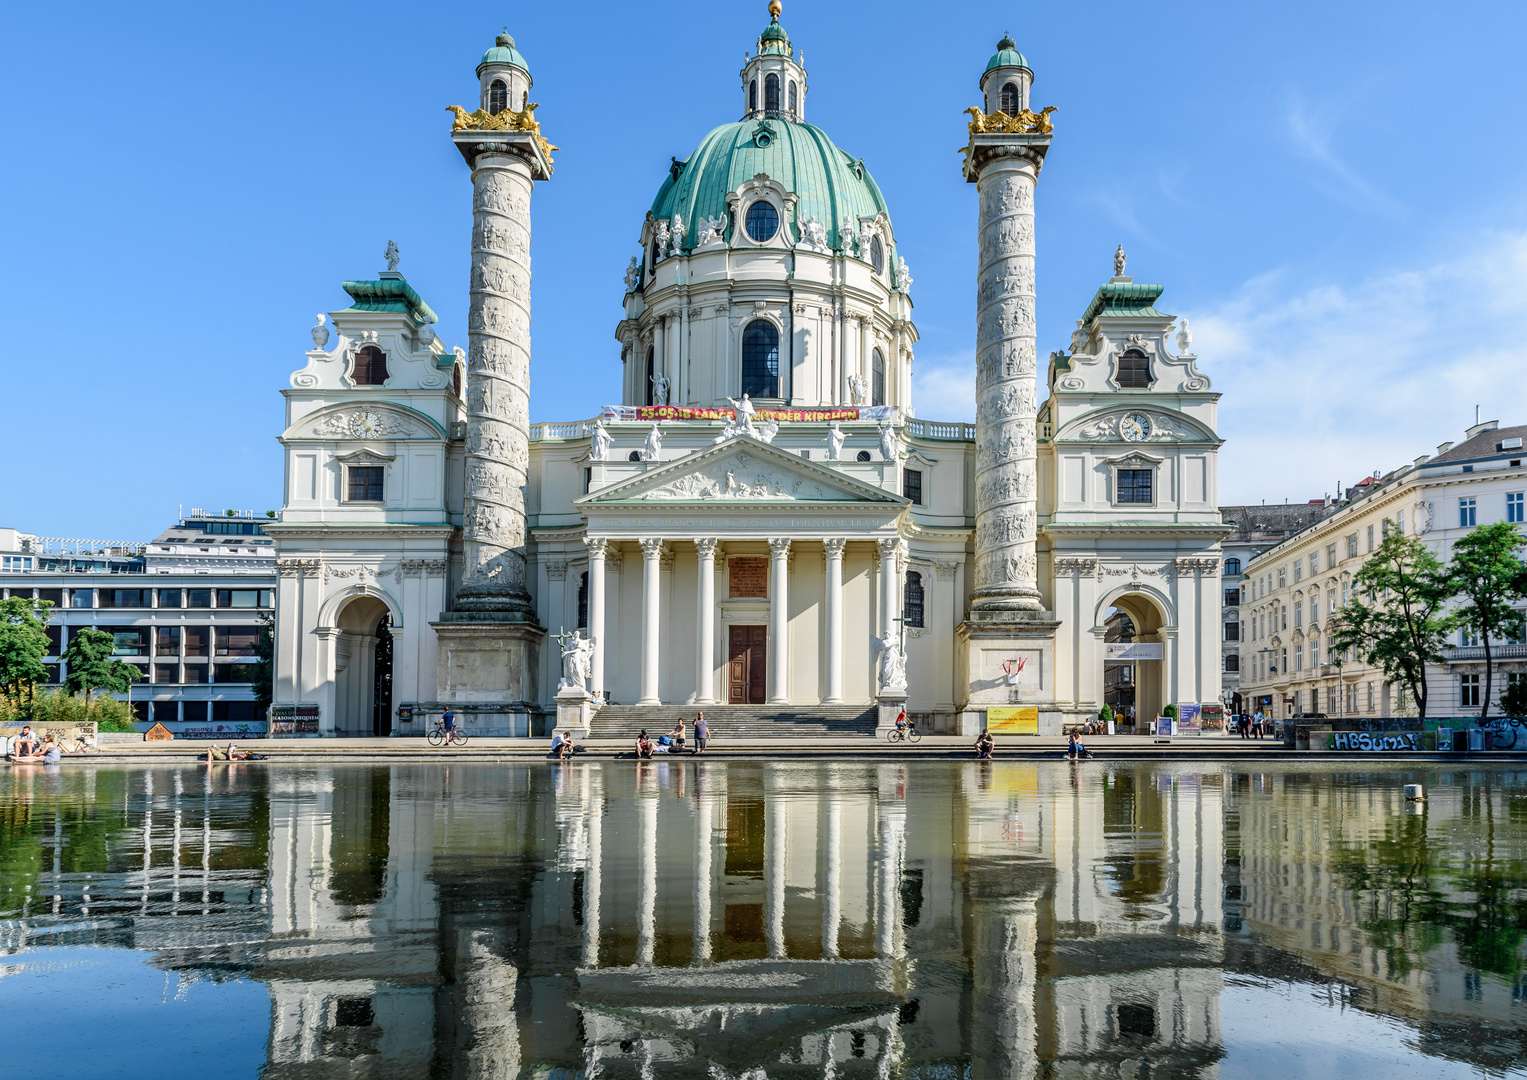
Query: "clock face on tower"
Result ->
[[1120, 413, 1152, 442]]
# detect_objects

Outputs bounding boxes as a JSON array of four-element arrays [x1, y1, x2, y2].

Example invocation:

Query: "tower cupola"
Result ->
[[741, 1, 807, 121], [476, 29, 533, 116], [979, 33, 1033, 117]]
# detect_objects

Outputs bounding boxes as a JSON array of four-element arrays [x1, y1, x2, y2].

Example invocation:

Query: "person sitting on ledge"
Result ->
[[9, 734, 60, 764], [1067, 730, 1090, 760], [974, 729, 995, 759], [635, 730, 653, 759], [667, 720, 686, 752], [552, 731, 578, 760]]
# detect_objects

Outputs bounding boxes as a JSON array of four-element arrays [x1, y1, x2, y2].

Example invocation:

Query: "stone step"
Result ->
[[587, 705, 877, 739]]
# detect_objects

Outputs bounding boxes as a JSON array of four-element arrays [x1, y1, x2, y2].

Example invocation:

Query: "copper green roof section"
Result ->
[[341, 278, 438, 325], [478, 31, 531, 77], [650, 120, 892, 253], [984, 34, 1030, 74], [1081, 283, 1169, 325]]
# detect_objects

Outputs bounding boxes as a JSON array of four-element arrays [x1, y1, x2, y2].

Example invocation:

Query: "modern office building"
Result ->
[[0, 510, 277, 734]]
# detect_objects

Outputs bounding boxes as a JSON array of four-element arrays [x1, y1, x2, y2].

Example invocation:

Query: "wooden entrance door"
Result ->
[[728, 625, 767, 704]]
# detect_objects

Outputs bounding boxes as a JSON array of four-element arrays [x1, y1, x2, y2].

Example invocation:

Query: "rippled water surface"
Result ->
[[2, 761, 1525, 1079]]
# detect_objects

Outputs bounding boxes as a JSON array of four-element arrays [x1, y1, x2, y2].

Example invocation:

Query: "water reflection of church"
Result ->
[[7, 764, 1520, 1076]]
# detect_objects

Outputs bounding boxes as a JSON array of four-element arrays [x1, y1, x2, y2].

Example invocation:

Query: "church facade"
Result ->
[[267, 7, 1227, 737]]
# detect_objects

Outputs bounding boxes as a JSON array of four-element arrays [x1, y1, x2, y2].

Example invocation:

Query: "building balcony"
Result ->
[[1444, 643, 1527, 661]]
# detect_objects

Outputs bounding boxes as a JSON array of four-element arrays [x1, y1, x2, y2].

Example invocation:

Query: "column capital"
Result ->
[[768, 537, 792, 558], [639, 538, 666, 559], [584, 536, 609, 559], [694, 537, 721, 559], [823, 538, 848, 558]]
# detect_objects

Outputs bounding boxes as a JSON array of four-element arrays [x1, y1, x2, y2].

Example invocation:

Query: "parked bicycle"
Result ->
[[427, 722, 469, 748]]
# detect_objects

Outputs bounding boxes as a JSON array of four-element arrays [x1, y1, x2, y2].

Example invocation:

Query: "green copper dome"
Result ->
[[651, 119, 892, 254], [477, 31, 530, 77], [984, 34, 1029, 73]]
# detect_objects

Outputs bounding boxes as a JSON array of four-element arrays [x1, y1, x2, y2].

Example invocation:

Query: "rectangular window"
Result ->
[[1326, 590, 1336, 614], [182, 664, 208, 685], [1505, 612, 1527, 645], [155, 627, 181, 655], [215, 626, 260, 657], [70, 589, 95, 608], [1508, 492, 1525, 524], [1294, 643, 1303, 671], [152, 701, 179, 725], [1459, 498, 1477, 527], [187, 589, 213, 608], [44, 626, 62, 656], [0, 556, 32, 572], [1460, 674, 1480, 708], [903, 469, 923, 506], [1346, 534, 1358, 559], [1367, 524, 1375, 551], [1224, 588, 1239, 607], [1341, 580, 1350, 606], [183, 627, 210, 657], [1367, 682, 1375, 711], [153, 663, 179, 684], [37, 588, 62, 607], [1116, 469, 1153, 504], [347, 465, 385, 503], [1225, 621, 1239, 642], [216, 589, 272, 609], [213, 702, 260, 725], [1224, 654, 1239, 673], [218, 663, 258, 683], [1327, 544, 1337, 567], [157, 588, 183, 608], [98, 589, 150, 608], [103, 628, 149, 656], [1278, 568, 1287, 588], [1460, 626, 1478, 647], [583, 467, 592, 495], [1294, 600, 1303, 627], [1397, 510, 1404, 534], [1294, 558, 1303, 582]]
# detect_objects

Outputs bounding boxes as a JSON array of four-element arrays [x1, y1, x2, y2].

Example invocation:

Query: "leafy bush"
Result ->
[[0, 688, 138, 731], [1163, 704, 1179, 721], [1099, 704, 1115, 723]]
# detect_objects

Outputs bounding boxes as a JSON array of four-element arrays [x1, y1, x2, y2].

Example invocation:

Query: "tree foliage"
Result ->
[[252, 612, 274, 712], [0, 597, 53, 705], [1447, 520, 1527, 720], [1329, 532, 1453, 718], [62, 627, 140, 700]]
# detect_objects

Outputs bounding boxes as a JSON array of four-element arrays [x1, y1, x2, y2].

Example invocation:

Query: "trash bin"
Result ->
[[1469, 728, 1485, 752]]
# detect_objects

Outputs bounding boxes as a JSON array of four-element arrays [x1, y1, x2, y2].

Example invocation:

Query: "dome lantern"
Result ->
[[980, 33, 1033, 117], [476, 28, 533, 116], [740, 1, 807, 121]]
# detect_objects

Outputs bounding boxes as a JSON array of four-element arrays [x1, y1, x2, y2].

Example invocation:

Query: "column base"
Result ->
[[430, 616, 544, 736], [875, 692, 909, 737], [956, 609, 1061, 737]]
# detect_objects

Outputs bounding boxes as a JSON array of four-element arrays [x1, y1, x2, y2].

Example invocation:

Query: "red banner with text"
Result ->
[[633, 406, 862, 423]]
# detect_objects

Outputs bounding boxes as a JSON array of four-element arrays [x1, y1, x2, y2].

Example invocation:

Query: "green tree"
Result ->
[[1501, 676, 1527, 718], [1448, 520, 1527, 720], [252, 611, 274, 713], [1329, 531, 1453, 718], [0, 597, 53, 709], [62, 627, 141, 706]]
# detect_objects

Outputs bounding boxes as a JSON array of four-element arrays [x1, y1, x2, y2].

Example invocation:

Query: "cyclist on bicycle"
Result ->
[[894, 708, 908, 734]]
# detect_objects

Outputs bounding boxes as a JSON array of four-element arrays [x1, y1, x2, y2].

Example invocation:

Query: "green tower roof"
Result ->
[[984, 34, 1030, 73], [1080, 282, 1169, 325], [341, 278, 438, 325], [650, 119, 892, 254], [477, 30, 530, 77]]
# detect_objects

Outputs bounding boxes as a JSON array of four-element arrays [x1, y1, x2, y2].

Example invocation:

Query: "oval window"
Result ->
[[745, 201, 779, 242]]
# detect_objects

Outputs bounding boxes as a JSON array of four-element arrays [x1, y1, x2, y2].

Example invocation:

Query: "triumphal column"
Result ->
[[956, 36, 1063, 735], [431, 31, 555, 735]]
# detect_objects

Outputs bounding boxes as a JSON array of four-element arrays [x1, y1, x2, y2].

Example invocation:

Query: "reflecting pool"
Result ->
[[2, 762, 1525, 1079]]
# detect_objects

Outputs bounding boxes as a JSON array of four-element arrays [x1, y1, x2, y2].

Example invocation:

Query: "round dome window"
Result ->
[[745, 202, 779, 242]]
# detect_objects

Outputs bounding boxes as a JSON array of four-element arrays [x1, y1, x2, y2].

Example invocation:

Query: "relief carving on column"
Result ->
[[546, 560, 568, 581], [934, 561, 958, 580]]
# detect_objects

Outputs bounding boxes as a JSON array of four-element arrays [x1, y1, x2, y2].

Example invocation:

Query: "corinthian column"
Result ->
[[969, 147, 1047, 612]]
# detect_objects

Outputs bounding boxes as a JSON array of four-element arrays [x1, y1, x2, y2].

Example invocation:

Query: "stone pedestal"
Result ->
[[956, 610, 1062, 736], [428, 618, 543, 736], [876, 691, 908, 737], [554, 685, 593, 740]]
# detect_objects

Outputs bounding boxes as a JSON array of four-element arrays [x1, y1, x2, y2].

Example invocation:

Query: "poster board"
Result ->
[[987, 706, 1039, 735], [1200, 704, 1224, 731], [269, 704, 321, 737]]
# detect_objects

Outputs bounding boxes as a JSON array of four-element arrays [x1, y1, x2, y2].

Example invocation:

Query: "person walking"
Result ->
[[693, 712, 709, 754]]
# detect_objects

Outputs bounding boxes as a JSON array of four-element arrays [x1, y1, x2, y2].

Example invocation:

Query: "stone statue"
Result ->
[[840, 217, 857, 256], [848, 372, 869, 406], [558, 629, 595, 692], [418, 322, 436, 347], [1113, 244, 1127, 277], [755, 420, 780, 444], [623, 257, 639, 291], [653, 220, 670, 257], [310, 314, 330, 348], [1176, 318, 1193, 354], [1069, 318, 1086, 353], [697, 213, 728, 247], [855, 222, 874, 260], [727, 394, 758, 435], [799, 215, 827, 252], [896, 256, 913, 291], [588, 419, 612, 462], [879, 422, 901, 462], [670, 214, 685, 256], [827, 421, 844, 461], [384, 241, 401, 273], [651, 371, 670, 406], [642, 423, 663, 461], [871, 634, 908, 693]]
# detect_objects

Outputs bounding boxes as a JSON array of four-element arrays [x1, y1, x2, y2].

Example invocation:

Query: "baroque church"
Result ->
[[267, 4, 1227, 737]]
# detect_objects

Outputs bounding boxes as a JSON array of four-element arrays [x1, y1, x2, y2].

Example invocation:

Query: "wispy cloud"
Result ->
[[911, 350, 976, 423], [1284, 90, 1406, 217]]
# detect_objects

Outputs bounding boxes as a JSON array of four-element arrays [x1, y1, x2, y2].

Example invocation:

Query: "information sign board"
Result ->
[[987, 706, 1039, 735]]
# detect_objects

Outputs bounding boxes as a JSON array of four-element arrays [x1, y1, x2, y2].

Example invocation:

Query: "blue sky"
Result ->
[[3, 0, 1525, 538]]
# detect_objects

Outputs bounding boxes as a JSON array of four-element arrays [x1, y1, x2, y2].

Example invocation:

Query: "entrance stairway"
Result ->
[[586, 705, 878, 740]]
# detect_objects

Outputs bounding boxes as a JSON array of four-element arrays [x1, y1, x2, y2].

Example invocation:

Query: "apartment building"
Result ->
[[1239, 419, 1527, 718], [0, 509, 277, 734]]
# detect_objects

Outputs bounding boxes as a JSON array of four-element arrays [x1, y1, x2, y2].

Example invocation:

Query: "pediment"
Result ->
[[579, 436, 906, 507], [285, 402, 447, 441], [1056, 407, 1217, 445]]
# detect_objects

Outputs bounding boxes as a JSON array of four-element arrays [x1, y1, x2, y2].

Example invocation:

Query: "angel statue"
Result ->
[[558, 630, 596, 692], [1113, 244, 1127, 277], [588, 419, 612, 462], [1176, 318, 1193, 354], [670, 213, 685, 256], [651, 371, 670, 406], [799, 215, 827, 252], [826, 421, 845, 461], [623, 257, 640, 292], [871, 635, 908, 693], [653, 220, 670, 257], [310, 314, 330, 348], [896, 256, 913, 291], [879, 422, 901, 462], [384, 240, 401, 273], [840, 217, 857, 256], [755, 420, 780, 444], [642, 422, 663, 462], [697, 213, 728, 247], [848, 372, 869, 406]]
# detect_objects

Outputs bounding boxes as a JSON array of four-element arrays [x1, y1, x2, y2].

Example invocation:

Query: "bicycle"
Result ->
[[885, 721, 921, 744], [427, 724, 469, 748]]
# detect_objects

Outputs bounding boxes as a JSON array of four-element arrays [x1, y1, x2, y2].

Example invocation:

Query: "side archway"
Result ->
[[1094, 585, 1175, 727], [319, 587, 404, 737]]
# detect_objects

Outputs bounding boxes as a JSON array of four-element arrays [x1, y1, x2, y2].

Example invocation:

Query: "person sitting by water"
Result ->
[[974, 729, 994, 759], [667, 720, 686, 752], [1067, 730, 1089, 760], [8, 734, 55, 764], [635, 729, 653, 759], [41, 736, 61, 764], [552, 731, 576, 760], [15, 725, 39, 757]]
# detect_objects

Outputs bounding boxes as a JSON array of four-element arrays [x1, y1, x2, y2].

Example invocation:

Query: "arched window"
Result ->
[[628, 450, 641, 462], [1116, 349, 1151, 388], [904, 571, 925, 628], [489, 80, 508, 114], [788, 80, 797, 113], [1000, 82, 1020, 115], [577, 571, 589, 630], [352, 345, 388, 386], [749, 78, 758, 113], [1224, 654, 1239, 674], [650, 238, 660, 271], [1224, 557, 1241, 576], [872, 348, 886, 407], [745, 201, 779, 242], [645, 346, 655, 406], [869, 235, 885, 274], [452, 363, 462, 399], [742, 320, 779, 398], [765, 73, 780, 112]]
